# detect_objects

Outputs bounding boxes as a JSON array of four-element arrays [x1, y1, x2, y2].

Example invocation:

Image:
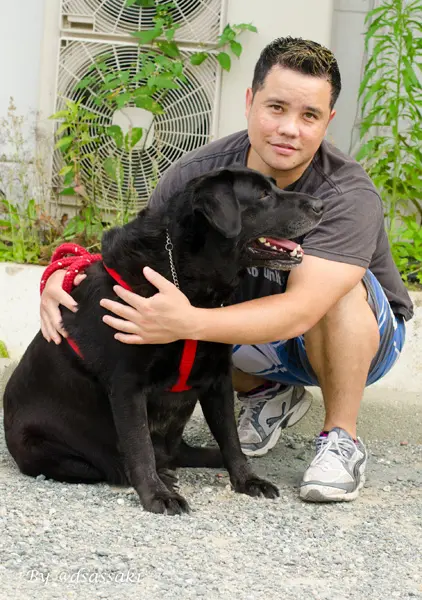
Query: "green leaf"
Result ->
[[235, 23, 258, 33], [106, 125, 124, 149], [165, 27, 176, 41], [115, 92, 133, 108], [133, 95, 164, 114], [150, 76, 179, 89], [358, 67, 377, 98], [49, 110, 69, 120], [157, 41, 180, 58], [190, 52, 208, 66], [55, 136, 74, 151], [59, 165, 73, 177], [125, 127, 143, 150], [60, 187, 76, 196], [104, 157, 124, 184], [217, 52, 231, 71], [131, 27, 163, 44], [402, 57, 420, 87], [230, 40, 242, 58], [55, 123, 70, 136]]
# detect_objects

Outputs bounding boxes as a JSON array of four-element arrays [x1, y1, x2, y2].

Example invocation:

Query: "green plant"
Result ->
[[390, 216, 422, 285], [0, 100, 64, 264], [356, 0, 421, 286], [0, 340, 9, 359], [1, 3, 256, 265], [51, 0, 257, 223], [356, 0, 421, 226]]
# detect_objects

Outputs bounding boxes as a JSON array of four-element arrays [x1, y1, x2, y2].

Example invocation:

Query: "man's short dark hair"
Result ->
[[252, 37, 341, 109]]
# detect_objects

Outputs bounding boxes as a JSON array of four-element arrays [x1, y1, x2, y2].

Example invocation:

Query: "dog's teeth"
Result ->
[[290, 248, 298, 257], [271, 245, 278, 250], [264, 242, 272, 247], [258, 237, 266, 243]]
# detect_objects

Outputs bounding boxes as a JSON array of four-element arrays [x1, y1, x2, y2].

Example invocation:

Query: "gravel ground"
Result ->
[[1, 407, 421, 600]]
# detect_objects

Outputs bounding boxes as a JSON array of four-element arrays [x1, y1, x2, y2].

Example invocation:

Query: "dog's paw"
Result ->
[[233, 477, 279, 499], [158, 468, 180, 492], [143, 491, 190, 516]]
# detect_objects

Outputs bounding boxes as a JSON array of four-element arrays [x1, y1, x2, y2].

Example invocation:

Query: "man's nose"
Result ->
[[276, 116, 300, 137]]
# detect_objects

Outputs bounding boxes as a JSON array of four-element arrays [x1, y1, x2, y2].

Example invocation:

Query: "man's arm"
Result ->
[[100, 256, 366, 345], [190, 255, 366, 344]]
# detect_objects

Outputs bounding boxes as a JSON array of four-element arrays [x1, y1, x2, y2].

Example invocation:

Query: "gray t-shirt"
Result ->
[[149, 130, 413, 321]]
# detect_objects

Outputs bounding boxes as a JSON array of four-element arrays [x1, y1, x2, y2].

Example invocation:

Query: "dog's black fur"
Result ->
[[3, 166, 322, 515]]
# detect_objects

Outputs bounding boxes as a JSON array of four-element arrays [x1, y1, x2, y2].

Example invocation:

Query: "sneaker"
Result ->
[[237, 382, 313, 457], [299, 427, 367, 502]]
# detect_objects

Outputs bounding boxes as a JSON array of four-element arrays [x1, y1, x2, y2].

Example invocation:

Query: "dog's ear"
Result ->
[[193, 169, 241, 239], [101, 225, 125, 263]]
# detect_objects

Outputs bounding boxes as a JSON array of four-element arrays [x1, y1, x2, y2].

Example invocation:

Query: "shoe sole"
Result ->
[[241, 391, 313, 458], [299, 474, 366, 503]]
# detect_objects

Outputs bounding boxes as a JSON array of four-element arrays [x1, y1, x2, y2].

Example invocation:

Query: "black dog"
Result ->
[[3, 166, 322, 515]]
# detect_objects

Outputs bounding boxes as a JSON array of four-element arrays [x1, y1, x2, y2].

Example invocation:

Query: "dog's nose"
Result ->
[[311, 199, 323, 215]]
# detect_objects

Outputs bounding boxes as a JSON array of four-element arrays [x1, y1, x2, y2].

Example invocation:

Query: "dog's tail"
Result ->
[[174, 439, 224, 469]]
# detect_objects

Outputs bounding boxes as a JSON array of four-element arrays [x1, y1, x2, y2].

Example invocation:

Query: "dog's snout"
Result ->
[[311, 198, 323, 215]]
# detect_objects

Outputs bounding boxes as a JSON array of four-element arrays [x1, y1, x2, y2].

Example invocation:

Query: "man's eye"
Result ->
[[270, 104, 283, 111], [304, 112, 317, 120]]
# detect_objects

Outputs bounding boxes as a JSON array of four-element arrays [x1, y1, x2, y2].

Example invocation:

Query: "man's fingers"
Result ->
[[100, 296, 146, 319], [102, 314, 140, 334], [41, 310, 62, 344], [40, 319, 51, 343], [143, 266, 178, 293], [74, 274, 87, 286], [114, 333, 145, 345], [58, 289, 78, 312]]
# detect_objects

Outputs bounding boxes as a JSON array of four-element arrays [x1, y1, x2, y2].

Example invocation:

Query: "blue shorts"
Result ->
[[232, 270, 406, 387]]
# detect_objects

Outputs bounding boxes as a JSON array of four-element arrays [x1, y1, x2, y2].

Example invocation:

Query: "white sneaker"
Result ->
[[300, 427, 367, 502], [237, 383, 313, 457]]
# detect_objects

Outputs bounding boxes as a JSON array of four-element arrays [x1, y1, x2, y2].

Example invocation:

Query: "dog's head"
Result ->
[[188, 166, 323, 270]]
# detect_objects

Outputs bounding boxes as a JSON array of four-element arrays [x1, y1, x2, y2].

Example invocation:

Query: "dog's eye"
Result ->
[[259, 191, 269, 200]]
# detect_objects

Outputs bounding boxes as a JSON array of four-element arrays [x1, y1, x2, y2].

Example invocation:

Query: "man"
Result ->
[[41, 37, 413, 502]]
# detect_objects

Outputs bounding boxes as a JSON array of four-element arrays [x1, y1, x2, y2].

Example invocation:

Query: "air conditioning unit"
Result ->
[[40, 0, 225, 213], [61, 0, 223, 46], [53, 38, 220, 209]]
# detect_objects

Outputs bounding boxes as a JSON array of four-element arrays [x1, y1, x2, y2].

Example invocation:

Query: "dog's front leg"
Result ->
[[109, 384, 190, 515], [198, 377, 279, 499]]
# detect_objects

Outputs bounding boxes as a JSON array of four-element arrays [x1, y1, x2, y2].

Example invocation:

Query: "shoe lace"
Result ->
[[312, 436, 357, 467]]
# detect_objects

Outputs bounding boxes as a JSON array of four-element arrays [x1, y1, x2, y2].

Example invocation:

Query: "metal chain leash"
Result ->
[[165, 229, 180, 290]]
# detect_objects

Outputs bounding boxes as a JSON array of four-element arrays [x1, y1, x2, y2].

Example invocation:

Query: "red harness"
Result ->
[[40, 243, 197, 392]]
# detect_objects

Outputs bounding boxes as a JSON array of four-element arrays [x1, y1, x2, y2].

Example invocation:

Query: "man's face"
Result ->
[[245, 66, 335, 183]]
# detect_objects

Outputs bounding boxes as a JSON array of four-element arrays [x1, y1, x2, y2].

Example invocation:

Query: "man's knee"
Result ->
[[306, 280, 379, 350]]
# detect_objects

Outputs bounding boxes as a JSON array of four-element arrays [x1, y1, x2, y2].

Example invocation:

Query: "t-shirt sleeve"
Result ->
[[147, 161, 186, 211], [301, 189, 383, 268]]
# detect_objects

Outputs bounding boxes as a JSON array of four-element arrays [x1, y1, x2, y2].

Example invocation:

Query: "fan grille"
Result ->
[[54, 40, 217, 209], [61, 0, 222, 44]]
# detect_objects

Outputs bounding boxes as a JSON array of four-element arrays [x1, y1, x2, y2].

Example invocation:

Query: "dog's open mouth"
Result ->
[[247, 236, 304, 269]]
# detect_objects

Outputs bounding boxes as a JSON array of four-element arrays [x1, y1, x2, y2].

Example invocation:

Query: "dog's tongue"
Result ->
[[265, 238, 300, 252]]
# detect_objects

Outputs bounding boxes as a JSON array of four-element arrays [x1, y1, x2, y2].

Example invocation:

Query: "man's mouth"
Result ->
[[271, 142, 298, 156], [247, 236, 304, 269]]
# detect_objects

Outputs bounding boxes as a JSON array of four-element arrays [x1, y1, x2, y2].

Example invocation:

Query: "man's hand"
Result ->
[[100, 267, 197, 345], [40, 270, 86, 344]]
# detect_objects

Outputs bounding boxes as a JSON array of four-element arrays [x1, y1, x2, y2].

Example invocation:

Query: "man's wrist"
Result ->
[[187, 306, 207, 341]]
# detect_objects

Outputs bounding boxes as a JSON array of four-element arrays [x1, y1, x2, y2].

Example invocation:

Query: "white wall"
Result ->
[[0, 0, 45, 130], [328, 0, 372, 154], [217, 0, 334, 138]]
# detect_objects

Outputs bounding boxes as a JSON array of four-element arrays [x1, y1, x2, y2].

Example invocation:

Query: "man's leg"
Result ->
[[304, 281, 379, 439], [299, 280, 380, 502]]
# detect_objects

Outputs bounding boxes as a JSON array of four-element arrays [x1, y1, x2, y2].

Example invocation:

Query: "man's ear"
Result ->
[[193, 169, 241, 239]]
